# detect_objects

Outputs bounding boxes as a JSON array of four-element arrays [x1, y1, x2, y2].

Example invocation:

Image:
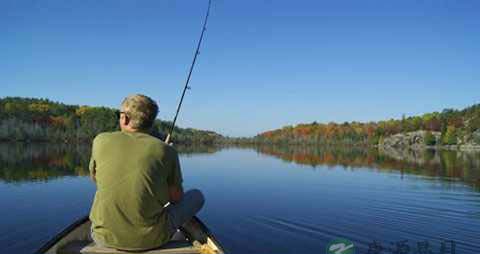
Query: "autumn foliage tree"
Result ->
[[0, 97, 222, 144], [256, 104, 480, 146]]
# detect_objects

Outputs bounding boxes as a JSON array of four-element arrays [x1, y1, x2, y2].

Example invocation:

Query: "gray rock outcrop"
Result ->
[[380, 131, 441, 148]]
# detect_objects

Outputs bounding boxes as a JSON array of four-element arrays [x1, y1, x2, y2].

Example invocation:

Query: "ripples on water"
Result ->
[[0, 143, 479, 254]]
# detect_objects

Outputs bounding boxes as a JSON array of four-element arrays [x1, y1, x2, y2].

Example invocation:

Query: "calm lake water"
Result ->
[[1, 143, 480, 254]]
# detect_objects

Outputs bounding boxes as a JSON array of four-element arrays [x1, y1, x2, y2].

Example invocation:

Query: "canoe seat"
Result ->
[[58, 240, 201, 254]]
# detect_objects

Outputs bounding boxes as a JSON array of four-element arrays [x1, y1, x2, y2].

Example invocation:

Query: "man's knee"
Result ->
[[187, 189, 205, 210]]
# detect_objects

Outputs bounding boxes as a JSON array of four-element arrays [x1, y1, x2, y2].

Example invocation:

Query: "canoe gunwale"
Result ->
[[35, 215, 225, 254], [185, 217, 225, 253], [35, 215, 90, 254]]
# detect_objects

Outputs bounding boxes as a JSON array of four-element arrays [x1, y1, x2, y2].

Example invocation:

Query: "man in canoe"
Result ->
[[88, 94, 205, 250]]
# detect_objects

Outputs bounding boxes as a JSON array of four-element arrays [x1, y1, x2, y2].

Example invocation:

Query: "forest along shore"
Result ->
[[0, 97, 223, 145], [254, 104, 480, 150], [1, 97, 480, 150]]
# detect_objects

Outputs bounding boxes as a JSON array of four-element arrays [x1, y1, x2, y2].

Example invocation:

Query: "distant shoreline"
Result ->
[[2, 139, 480, 151]]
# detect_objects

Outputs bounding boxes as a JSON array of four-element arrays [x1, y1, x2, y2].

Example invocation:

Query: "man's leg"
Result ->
[[165, 189, 205, 236]]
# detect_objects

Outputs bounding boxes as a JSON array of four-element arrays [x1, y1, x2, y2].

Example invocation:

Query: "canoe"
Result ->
[[35, 216, 225, 254]]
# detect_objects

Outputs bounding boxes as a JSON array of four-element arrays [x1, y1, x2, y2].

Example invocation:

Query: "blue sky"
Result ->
[[1, 0, 479, 137]]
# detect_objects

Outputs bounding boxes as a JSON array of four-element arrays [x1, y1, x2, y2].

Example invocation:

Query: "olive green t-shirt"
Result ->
[[89, 131, 183, 250]]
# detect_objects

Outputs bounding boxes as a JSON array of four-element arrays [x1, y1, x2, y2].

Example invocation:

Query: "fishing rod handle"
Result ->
[[165, 134, 171, 144]]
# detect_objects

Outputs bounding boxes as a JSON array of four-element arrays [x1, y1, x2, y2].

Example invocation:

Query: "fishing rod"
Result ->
[[165, 0, 212, 144]]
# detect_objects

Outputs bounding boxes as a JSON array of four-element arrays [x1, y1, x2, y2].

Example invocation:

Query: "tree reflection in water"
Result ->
[[1, 143, 479, 191], [251, 144, 480, 190], [0, 143, 222, 183]]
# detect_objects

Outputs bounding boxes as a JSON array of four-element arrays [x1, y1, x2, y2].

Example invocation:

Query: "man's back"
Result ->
[[89, 131, 183, 250]]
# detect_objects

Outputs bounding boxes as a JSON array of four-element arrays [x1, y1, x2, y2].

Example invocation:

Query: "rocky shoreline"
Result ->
[[379, 130, 480, 151]]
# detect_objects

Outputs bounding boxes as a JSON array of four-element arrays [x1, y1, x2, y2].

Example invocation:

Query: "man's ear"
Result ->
[[123, 115, 130, 126]]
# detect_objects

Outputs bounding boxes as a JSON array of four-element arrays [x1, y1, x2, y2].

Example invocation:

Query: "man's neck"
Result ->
[[121, 127, 142, 133]]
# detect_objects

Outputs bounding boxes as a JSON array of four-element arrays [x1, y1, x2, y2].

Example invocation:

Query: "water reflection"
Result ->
[[0, 143, 90, 183], [1, 143, 480, 254], [251, 145, 480, 190], [1, 143, 479, 191], [175, 144, 222, 156], [0, 143, 223, 183]]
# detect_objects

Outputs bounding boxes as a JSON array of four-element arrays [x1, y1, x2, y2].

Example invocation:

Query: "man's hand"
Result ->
[[168, 185, 184, 204]]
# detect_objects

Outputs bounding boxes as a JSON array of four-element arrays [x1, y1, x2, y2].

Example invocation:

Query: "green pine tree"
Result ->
[[424, 131, 436, 146]]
